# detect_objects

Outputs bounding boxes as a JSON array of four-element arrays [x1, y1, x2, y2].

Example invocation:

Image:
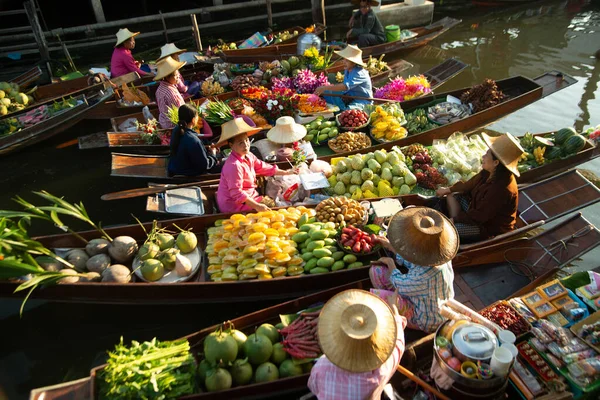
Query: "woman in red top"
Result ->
[[110, 28, 151, 78], [436, 132, 524, 242]]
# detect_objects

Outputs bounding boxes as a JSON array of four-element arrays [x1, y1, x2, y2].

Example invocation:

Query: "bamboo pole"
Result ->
[[321, 0, 327, 41], [159, 11, 169, 43], [266, 0, 273, 29], [190, 14, 203, 52]]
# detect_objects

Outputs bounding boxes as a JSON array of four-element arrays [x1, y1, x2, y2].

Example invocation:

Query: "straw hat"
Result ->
[[334, 44, 367, 68], [481, 132, 525, 177], [318, 289, 397, 373], [157, 43, 187, 62], [115, 28, 140, 47], [267, 116, 307, 144], [217, 118, 262, 147], [154, 56, 186, 81], [387, 207, 459, 266], [351, 0, 380, 6]]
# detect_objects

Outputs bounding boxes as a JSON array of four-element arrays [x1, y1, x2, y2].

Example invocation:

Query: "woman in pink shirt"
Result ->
[[110, 28, 150, 79], [157, 43, 200, 97], [216, 118, 295, 213]]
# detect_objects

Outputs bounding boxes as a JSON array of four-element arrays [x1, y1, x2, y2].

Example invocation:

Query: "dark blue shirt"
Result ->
[[168, 126, 217, 176]]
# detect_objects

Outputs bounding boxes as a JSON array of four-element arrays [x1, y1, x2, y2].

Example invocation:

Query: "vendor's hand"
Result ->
[[348, 16, 355, 28], [377, 236, 395, 252], [314, 86, 325, 96], [376, 257, 396, 274], [436, 187, 451, 197], [254, 203, 270, 212], [209, 144, 218, 156], [346, 29, 353, 40], [387, 288, 400, 316]]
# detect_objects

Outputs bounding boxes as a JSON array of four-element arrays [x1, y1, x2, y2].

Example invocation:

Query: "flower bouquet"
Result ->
[[374, 75, 432, 102], [252, 88, 299, 122], [297, 94, 328, 114], [271, 69, 330, 94], [136, 119, 170, 145]]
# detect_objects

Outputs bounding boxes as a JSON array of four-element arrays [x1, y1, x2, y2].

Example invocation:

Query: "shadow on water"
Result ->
[[0, 0, 599, 398]]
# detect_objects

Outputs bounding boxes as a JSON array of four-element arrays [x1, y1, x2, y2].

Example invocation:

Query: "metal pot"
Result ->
[[297, 33, 322, 55], [452, 322, 498, 362]]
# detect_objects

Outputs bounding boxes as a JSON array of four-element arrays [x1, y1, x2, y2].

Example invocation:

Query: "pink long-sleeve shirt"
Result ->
[[156, 80, 185, 129], [216, 151, 277, 213], [307, 315, 407, 400], [110, 47, 147, 78]]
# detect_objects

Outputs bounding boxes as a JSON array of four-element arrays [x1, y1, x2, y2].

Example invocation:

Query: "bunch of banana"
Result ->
[[365, 54, 388, 76], [405, 109, 438, 135], [533, 146, 545, 165], [201, 80, 225, 96], [336, 71, 344, 83]]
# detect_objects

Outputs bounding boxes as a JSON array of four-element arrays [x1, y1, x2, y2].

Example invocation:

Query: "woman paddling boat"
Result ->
[[110, 28, 152, 79]]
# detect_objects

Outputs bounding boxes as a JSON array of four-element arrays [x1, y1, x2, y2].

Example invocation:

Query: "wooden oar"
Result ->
[[323, 92, 398, 103], [396, 364, 451, 400], [101, 180, 220, 201]]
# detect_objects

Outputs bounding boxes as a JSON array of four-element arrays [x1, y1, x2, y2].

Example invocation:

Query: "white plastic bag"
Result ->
[[118, 118, 141, 132]]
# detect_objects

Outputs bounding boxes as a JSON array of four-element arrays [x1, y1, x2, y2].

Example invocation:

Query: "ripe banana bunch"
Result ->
[[533, 146, 545, 165]]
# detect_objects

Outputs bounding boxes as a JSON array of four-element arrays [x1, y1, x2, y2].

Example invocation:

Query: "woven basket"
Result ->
[[328, 132, 372, 153], [336, 113, 371, 132]]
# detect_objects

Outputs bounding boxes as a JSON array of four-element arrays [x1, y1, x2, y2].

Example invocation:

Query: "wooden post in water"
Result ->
[[321, 0, 327, 40], [24, 0, 52, 80], [159, 11, 169, 43], [311, 0, 321, 26], [266, 0, 273, 30], [190, 14, 203, 52]]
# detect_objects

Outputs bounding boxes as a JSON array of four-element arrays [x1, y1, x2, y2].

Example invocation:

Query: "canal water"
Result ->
[[1, 0, 599, 398]]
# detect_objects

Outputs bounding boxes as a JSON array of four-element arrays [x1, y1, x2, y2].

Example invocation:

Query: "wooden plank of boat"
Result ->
[[9, 66, 43, 89], [78, 131, 109, 150], [423, 58, 469, 89], [106, 133, 170, 154]]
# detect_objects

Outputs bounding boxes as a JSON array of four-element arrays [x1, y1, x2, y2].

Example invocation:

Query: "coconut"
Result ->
[[205, 368, 232, 392], [108, 236, 138, 263], [65, 249, 89, 270], [85, 238, 110, 256], [255, 362, 279, 383], [204, 328, 238, 364], [176, 231, 197, 253], [270, 342, 289, 365], [257, 323, 279, 344], [140, 259, 164, 282], [244, 334, 273, 365], [101, 264, 131, 283], [80, 272, 102, 282], [138, 242, 160, 261], [175, 254, 193, 277], [157, 248, 179, 271], [86, 254, 111, 273], [156, 233, 175, 251], [59, 269, 80, 284], [35, 256, 63, 272], [279, 359, 303, 378], [230, 358, 253, 386]]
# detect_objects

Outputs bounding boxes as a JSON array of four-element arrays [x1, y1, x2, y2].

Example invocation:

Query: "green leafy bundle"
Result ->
[[203, 100, 234, 126]]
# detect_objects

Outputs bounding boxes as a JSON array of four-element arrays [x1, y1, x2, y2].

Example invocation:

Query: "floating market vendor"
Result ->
[[370, 207, 457, 333], [266, 116, 307, 162], [347, 0, 386, 47], [435, 132, 524, 242], [216, 118, 297, 213], [168, 104, 221, 177], [110, 28, 152, 78], [308, 288, 406, 399], [313, 44, 372, 110], [157, 43, 200, 97]]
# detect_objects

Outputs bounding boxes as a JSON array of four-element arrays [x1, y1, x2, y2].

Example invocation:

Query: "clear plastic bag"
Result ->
[[568, 356, 600, 387]]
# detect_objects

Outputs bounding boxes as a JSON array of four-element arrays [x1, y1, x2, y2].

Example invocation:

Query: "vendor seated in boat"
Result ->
[[436, 132, 524, 243], [308, 289, 406, 400], [370, 207, 457, 333], [157, 43, 200, 98], [314, 44, 372, 110], [347, 0, 386, 47], [168, 104, 221, 176], [216, 118, 296, 213], [110, 28, 152, 79]]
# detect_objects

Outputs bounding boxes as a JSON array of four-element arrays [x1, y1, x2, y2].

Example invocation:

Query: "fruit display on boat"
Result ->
[[404, 108, 438, 135], [328, 131, 371, 153], [460, 79, 507, 113], [338, 225, 380, 255], [0, 81, 34, 115], [231, 74, 260, 91], [240, 86, 269, 100], [336, 109, 369, 131], [297, 94, 328, 114], [294, 220, 355, 273], [367, 104, 407, 142], [303, 116, 338, 144], [517, 128, 591, 172], [365, 54, 389, 76], [273, 29, 299, 44], [201, 80, 225, 96], [314, 196, 367, 228]]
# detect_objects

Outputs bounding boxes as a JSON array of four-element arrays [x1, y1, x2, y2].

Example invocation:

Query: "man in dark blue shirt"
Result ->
[[347, 0, 386, 47]]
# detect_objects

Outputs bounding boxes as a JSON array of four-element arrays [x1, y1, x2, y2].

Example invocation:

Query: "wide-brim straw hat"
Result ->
[[217, 118, 262, 147], [115, 28, 140, 47], [481, 132, 525, 177], [387, 207, 459, 266], [351, 0, 380, 7], [154, 56, 186, 81], [157, 43, 187, 62], [267, 116, 307, 144], [318, 289, 397, 373], [334, 44, 367, 68]]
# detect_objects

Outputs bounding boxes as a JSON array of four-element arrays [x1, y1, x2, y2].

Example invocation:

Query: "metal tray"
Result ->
[[164, 187, 205, 215]]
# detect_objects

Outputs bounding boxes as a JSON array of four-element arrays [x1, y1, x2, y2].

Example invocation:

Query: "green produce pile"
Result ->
[[203, 100, 234, 126], [517, 128, 588, 173], [303, 116, 339, 145], [404, 108, 438, 135], [99, 337, 196, 399]]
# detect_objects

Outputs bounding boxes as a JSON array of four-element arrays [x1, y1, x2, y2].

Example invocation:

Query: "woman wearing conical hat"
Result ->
[[110, 28, 152, 78], [314, 44, 372, 110], [216, 118, 297, 213], [157, 43, 201, 97], [307, 289, 406, 399], [436, 132, 524, 242], [371, 207, 458, 333]]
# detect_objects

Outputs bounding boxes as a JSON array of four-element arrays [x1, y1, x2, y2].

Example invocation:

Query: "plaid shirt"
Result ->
[[307, 315, 406, 400], [390, 255, 454, 333], [156, 80, 185, 129]]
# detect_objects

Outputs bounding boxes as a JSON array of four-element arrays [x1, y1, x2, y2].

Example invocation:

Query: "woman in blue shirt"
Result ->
[[314, 44, 372, 110], [168, 104, 221, 176]]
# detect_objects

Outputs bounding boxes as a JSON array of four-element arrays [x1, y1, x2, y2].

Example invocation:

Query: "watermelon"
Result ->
[[554, 127, 576, 145], [545, 146, 562, 160], [562, 134, 586, 155]]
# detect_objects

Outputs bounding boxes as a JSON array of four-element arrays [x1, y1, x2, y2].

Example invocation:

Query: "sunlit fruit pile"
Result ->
[[206, 208, 316, 281], [336, 109, 369, 130], [314, 196, 366, 229], [369, 104, 408, 142], [240, 86, 269, 100]]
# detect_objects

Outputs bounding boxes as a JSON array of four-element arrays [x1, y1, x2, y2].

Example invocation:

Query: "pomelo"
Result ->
[[255, 362, 279, 383], [244, 333, 273, 365]]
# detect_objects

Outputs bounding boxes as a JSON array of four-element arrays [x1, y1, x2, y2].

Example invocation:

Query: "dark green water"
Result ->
[[1, 0, 600, 398]]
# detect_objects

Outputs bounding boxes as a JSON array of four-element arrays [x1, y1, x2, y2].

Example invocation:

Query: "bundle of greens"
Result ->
[[203, 100, 234, 126], [99, 337, 197, 399]]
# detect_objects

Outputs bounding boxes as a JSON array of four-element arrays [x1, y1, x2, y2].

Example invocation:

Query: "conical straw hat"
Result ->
[[334, 44, 367, 67], [267, 116, 307, 144], [481, 132, 525, 177], [387, 207, 459, 266], [157, 43, 187, 62], [318, 289, 397, 373], [217, 118, 262, 147], [154, 56, 186, 81], [115, 28, 140, 47]]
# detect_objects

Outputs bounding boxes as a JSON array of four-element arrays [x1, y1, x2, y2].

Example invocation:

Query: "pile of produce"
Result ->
[[240, 86, 269, 100], [339, 225, 379, 255], [280, 310, 322, 358], [303, 116, 339, 144], [460, 79, 506, 113], [428, 132, 488, 185], [427, 102, 471, 124], [517, 128, 588, 172], [327, 149, 417, 199], [0, 81, 34, 116], [328, 131, 371, 153], [337, 109, 369, 131], [374, 75, 431, 102], [273, 29, 299, 44], [365, 54, 390, 76], [408, 149, 448, 189], [404, 108, 438, 135], [201, 80, 225, 96], [230, 63, 256, 74], [481, 302, 530, 338], [205, 208, 314, 281], [203, 100, 235, 125], [279, 56, 306, 77], [231, 74, 260, 91], [225, 97, 250, 111], [98, 338, 196, 399], [0, 97, 80, 136], [0, 117, 22, 136], [297, 94, 328, 114], [368, 104, 407, 142], [314, 196, 367, 228]]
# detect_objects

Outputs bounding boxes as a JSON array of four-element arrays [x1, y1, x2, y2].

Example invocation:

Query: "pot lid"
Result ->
[[452, 323, 497, 360]]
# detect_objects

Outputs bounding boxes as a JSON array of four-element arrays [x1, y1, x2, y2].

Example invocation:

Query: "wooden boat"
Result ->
[[1, 169, 598, 305]]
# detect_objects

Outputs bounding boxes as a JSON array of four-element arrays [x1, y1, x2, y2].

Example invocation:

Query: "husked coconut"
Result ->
[[59, 269, 80, 284], [175, 254, 193, 277], [80, 272, 102, 282], [85, 238, 110, 256], [108, 236, 138, 263], [86, 254, 111, 273], [35, 256, 63, 272], [65, 249, 89, 270], [101, 264, 131, 283]]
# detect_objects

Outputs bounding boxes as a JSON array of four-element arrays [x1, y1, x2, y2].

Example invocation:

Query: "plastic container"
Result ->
[[385, 25, 401, 43]]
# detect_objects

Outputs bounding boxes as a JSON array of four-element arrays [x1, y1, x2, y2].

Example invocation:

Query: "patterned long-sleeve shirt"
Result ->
[[307, 315, 406, 400], [110, 47, 147, 78], [216, 151, 277, 213], [390, 255, 454, 332], [156, 80, 185, 129]]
